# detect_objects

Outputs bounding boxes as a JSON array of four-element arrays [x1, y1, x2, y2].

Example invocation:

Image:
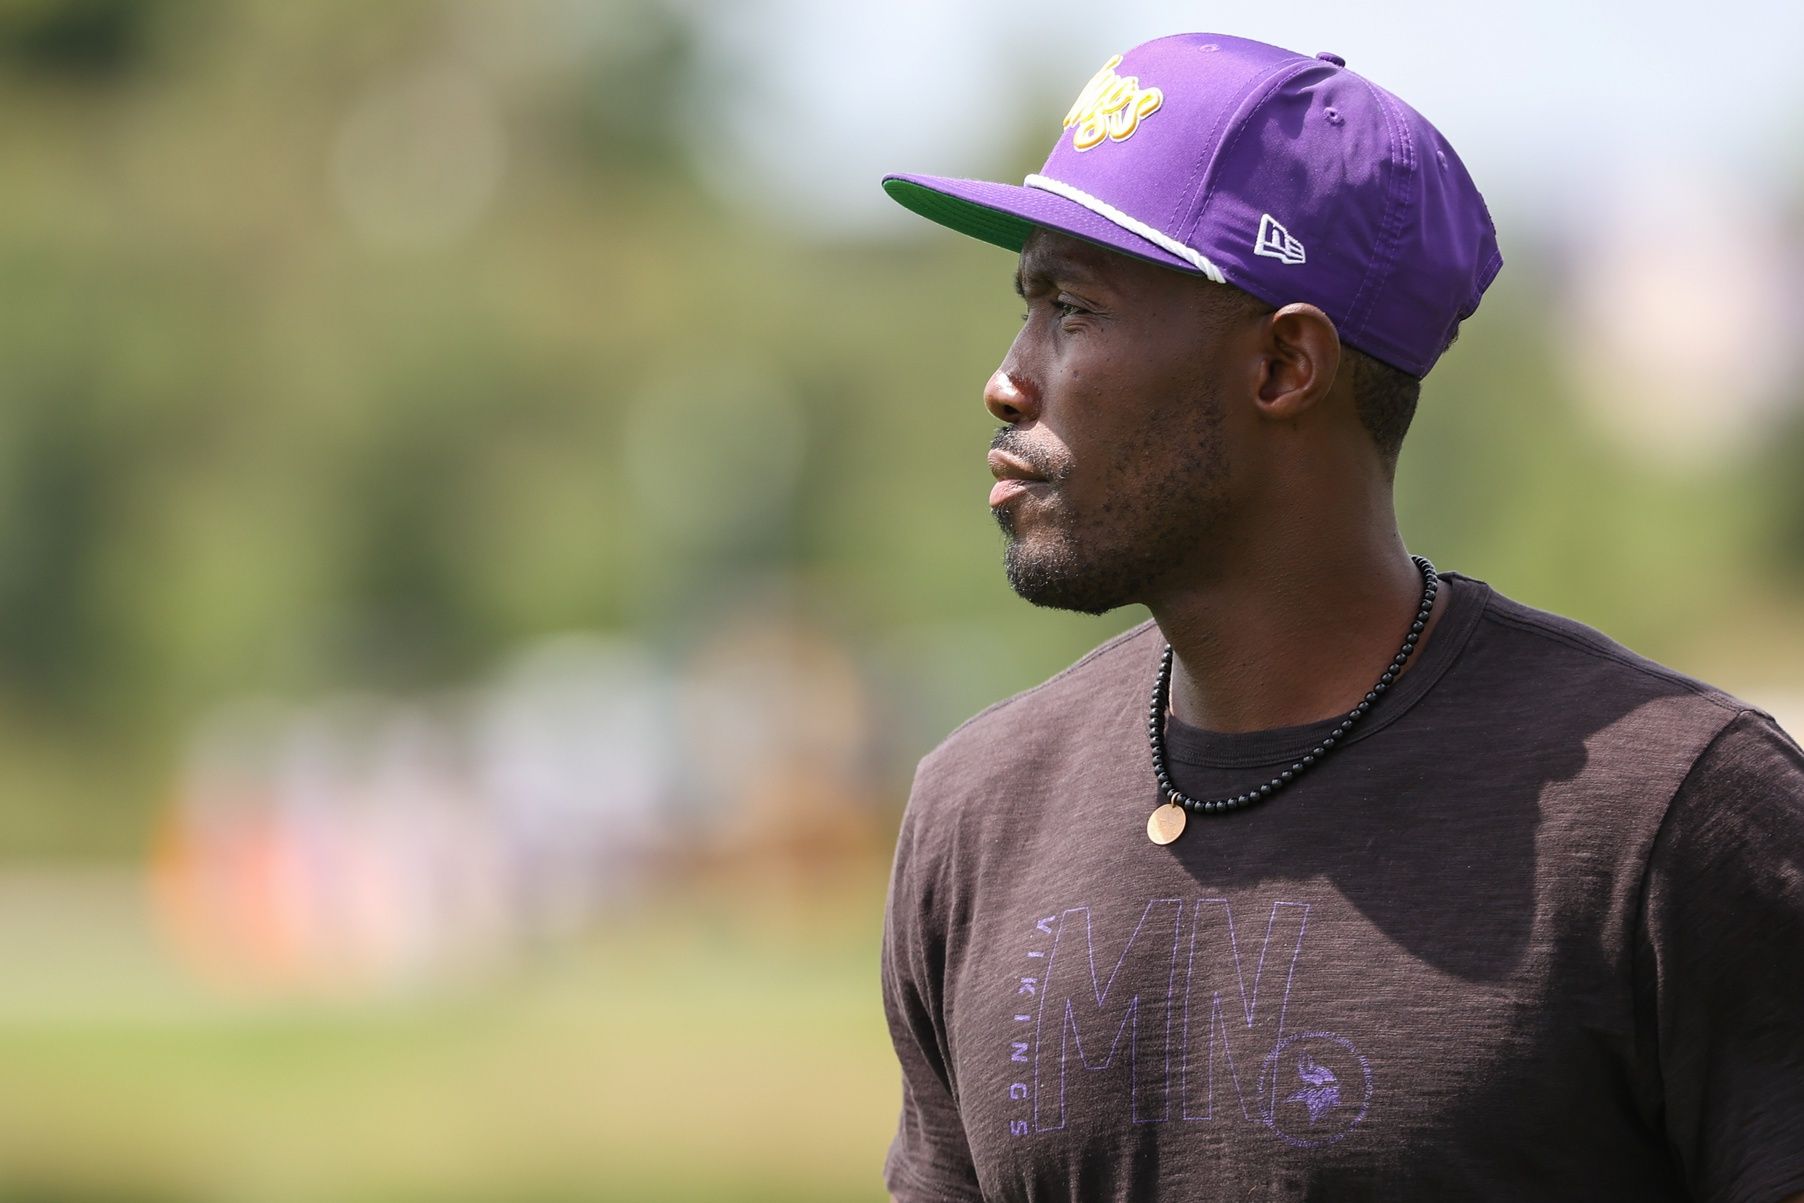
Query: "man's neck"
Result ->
[[1149, 529, 1448, 735]]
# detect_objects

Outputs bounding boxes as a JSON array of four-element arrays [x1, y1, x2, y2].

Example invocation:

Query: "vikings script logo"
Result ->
[[1063, 54, 1164, 151]]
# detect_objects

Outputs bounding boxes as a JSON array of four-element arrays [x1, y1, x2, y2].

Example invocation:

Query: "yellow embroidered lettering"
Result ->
[[1063, 55, 1124, 128], [1063, 53, 1164, 152]]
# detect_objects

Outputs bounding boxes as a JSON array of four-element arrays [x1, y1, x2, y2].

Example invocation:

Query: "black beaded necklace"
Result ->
[[1144, 555, 1438, 845]]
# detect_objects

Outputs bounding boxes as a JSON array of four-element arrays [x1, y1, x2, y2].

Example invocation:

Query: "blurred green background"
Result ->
[[1, 0, 1801, 1199]]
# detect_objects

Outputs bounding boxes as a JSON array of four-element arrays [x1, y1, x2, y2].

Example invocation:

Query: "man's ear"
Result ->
[[1255, 303, 1342, 421]]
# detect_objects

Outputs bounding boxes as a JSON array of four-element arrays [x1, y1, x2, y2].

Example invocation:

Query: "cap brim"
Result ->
[[882, 173, 1207, 278]]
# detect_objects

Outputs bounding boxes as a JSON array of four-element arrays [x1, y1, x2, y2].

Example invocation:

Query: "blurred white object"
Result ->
[[1558, 166, 1804, 466]]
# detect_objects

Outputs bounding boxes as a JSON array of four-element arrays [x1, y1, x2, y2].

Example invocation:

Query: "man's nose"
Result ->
[[984, 367, 1039, 424]]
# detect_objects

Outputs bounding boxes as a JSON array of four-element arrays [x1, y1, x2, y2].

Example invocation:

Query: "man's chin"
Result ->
[[1001, 541, 1129, 616]]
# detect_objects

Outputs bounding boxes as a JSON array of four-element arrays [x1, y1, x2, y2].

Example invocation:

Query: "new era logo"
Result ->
[[1255, 213, 1306, 265]]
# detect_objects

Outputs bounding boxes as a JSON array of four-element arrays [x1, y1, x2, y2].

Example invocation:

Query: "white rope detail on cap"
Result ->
[[1024, 173, 1226, 283]]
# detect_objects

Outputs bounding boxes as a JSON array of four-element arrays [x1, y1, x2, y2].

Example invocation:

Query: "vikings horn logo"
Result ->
[[1286, 1054, 1343, 1123], [1063, 54, 1164, 152]]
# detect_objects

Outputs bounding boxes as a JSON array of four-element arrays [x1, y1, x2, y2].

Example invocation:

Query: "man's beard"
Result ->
[[996, 496, 1211, 615], [990, 406, 1227, 616]]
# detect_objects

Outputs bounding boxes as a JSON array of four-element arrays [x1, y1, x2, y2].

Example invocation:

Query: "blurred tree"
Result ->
[[565, 0, 703, 173], [0, 382, 124, 716], [0, 0, 164, 80]]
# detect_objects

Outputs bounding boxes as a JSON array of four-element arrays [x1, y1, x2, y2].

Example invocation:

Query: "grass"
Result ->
[[0, 867, 899, 1203]]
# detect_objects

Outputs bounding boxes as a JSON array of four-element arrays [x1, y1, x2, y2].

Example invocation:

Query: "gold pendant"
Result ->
[[1146, 802, 1186, 845]]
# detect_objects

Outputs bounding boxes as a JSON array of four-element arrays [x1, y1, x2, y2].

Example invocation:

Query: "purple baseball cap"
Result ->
[[883, 33, 1502, 378]]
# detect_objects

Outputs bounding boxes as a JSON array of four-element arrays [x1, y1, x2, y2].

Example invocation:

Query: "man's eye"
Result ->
[[1019, 299, 1088, 322]]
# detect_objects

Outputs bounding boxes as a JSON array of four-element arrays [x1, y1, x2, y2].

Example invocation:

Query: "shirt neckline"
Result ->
[[1159, 571, 1491, 769]]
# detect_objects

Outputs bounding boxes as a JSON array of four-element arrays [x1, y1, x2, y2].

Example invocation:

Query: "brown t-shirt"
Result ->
[[881, 572, 1804, 1202]]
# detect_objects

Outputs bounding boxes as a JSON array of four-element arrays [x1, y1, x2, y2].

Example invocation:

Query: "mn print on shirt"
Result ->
[[1001, 895, 1368, 1149]]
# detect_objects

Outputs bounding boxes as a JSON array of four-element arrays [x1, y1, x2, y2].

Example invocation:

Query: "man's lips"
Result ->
[[987, 450, 1050, 509], [989, 478, 1049, 507]]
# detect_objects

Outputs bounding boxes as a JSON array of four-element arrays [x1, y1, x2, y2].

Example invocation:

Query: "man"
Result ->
[[877, 33, 1804, 1202]]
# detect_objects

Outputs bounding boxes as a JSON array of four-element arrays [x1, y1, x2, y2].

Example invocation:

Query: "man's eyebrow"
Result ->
[[1015, 253, 1104, 298], [1012, 268, 1027, 299]]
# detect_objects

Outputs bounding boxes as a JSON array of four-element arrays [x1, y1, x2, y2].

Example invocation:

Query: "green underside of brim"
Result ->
[[882, 178, 1035, 255]]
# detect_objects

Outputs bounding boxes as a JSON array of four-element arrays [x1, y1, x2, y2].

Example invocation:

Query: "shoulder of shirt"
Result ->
[[1468, 576, 1763, 725], [1466, 577, 1804, 902], [912, 618, 1159, 776]]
